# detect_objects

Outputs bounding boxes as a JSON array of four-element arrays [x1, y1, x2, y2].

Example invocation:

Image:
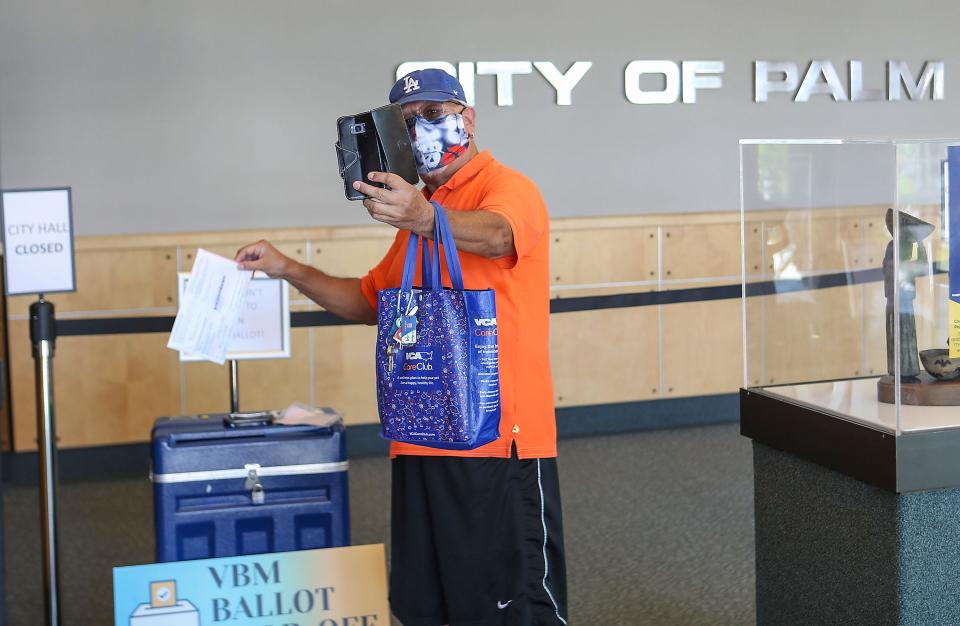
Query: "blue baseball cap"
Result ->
[[390, 68, 467, 106]]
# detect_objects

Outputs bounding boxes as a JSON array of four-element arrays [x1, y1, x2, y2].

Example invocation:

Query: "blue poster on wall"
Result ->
[[949, 147, 960, 358]]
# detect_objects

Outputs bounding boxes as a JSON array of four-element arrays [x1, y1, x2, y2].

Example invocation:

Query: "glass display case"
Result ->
[[739, 140, 960, 490]]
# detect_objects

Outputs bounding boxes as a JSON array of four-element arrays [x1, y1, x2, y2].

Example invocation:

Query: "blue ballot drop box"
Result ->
[[151, 412, 350, 562]]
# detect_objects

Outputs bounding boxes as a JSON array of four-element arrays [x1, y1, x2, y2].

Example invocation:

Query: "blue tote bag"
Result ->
[[375, 202, 501, 450]]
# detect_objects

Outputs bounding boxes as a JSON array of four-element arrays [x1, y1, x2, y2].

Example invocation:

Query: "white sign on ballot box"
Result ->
[[177, 270, 291, 362], [1, 187, 76, 296]]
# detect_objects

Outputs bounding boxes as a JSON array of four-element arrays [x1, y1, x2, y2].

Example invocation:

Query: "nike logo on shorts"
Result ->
[[497, 600, 513, 609]]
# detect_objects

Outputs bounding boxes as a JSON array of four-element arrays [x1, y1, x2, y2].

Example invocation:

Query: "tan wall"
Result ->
[[6, 207, 946, 451]]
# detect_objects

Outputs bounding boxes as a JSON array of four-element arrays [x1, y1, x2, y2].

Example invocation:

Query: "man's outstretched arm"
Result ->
[[235, 240, 378, 325]]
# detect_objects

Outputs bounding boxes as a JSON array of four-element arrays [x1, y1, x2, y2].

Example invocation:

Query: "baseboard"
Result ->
[[0, 394, 738, 485], [1, 442, 153, 486], [556, 393, 739, 437]]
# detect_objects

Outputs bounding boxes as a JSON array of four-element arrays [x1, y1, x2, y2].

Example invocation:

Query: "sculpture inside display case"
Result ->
[[882, 209, 933, 381], [878, 209, 960, 405]]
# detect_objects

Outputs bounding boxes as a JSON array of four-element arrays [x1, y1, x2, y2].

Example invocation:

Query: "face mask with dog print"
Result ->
[[408, 113, 470, 174]]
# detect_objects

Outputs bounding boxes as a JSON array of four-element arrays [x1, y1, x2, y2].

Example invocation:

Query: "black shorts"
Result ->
[[390, 447, 568, 626]]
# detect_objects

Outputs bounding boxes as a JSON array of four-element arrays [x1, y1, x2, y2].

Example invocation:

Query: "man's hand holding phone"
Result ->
[[353, 171, 435, 238]]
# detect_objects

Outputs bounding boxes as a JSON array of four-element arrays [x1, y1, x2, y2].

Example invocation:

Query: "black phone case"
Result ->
[[335, 103, 419, 201]]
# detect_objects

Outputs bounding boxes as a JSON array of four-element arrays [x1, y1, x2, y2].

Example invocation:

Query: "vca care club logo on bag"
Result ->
[[396, 345, 442, 391], [404, 349, 435, 371], [474, 317, 497, 336]]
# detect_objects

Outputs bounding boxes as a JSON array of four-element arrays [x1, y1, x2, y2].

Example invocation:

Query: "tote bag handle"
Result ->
[[399, 232, 442, 294], [399, 231, 421, 294], [420, 233, 438, 290], [430, 201, 464, 291], [398, 201, 463, 295]]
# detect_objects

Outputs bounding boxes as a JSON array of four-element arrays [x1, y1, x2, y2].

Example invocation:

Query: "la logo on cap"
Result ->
[[403, 75, 420, 93]]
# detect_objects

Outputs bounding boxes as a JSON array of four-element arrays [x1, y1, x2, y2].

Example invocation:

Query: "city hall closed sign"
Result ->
[[1, 187, 76, 296]]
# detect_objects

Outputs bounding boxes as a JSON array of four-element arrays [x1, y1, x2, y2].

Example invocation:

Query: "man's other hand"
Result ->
[[354, 172, 435, 237], [234, 240, 293, 278]]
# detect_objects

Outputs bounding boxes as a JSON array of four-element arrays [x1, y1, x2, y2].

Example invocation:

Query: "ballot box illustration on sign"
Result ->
[[129, 580, 200, 626]]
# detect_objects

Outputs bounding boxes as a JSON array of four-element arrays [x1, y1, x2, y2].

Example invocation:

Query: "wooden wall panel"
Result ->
[[861, 283, 888, 378], [742, 222, 765, 279], [551, 307, 660, 406], [860, 215, 890, 270], [7, 248, 178, 316], [550, 227, 657, 285], [743, 298, 764, 387], [9, 322, 34, 450], [184, 241, 308, 272], [183, 360, 230, 416], [662, 294, 743, 397], [237, 328, 314, 411], [822, 218, 865, 271], [761, 286, 863, 386], [311, 237, 397, 279], [662, 223, 741, 280], [182, 329, 314, 416], [9, 323, 180, 450], [761, 217, 861, 275], [313, 324, 380, 426]]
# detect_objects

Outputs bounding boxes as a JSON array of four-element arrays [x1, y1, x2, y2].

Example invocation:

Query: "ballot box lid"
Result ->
[[151, 413, 346, 476]]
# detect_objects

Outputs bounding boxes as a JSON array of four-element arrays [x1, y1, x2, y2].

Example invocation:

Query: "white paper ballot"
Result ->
[[167, 249, 253, 364]]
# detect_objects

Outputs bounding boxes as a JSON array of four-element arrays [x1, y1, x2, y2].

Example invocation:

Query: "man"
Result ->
[[235, 68, 566, 626]]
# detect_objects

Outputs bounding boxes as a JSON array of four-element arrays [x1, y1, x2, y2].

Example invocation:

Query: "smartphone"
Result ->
[[335, 103, 418, 201]]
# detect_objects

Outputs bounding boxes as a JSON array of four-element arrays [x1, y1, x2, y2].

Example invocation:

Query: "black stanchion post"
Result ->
[[229, 359, 240, 413], [0, 411, 5, 626], [30, 297, 61, 626]]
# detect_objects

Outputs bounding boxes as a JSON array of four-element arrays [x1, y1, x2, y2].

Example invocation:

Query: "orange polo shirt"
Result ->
[[359, 150, 556, 459]]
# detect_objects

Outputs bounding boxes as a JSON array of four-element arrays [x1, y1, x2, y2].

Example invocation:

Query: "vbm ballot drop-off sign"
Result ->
[[114, 544, 389, 626]]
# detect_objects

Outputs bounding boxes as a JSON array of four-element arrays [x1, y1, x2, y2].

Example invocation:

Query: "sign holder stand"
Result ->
[[30, 295, 62, 626], [0, 330, 5, 626], [2, 187, 74, 626], [229, 359, 240, 413]]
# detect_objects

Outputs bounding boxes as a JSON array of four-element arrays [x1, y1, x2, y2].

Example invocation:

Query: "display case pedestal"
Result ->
[[743, 387, 960, 625], [753, 442, 960, 625]]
